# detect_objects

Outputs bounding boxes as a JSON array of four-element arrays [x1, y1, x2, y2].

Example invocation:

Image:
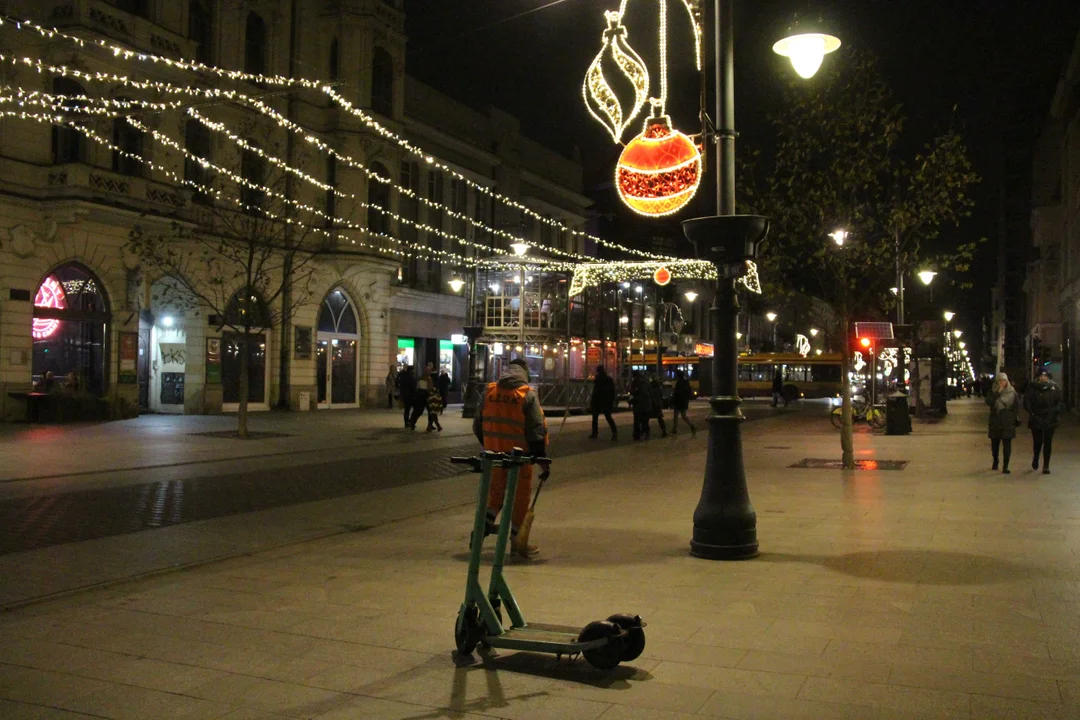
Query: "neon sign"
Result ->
[[32, 275, 66, 339]]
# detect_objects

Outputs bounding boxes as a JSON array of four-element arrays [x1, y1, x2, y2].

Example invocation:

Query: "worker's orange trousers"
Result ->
[[487, 464, 532, 528]]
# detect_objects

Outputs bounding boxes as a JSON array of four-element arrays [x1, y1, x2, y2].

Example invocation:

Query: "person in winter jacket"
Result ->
[[672, 369, 696, 437], [473, 359, 549, 557], [435, 368, 451, 411], [425, 383, 444, 432], [986, 372, 1019, 473], [629, 371, 652, 440], [772, 370, 786, 407], [649, 376, 668, 437], [589, 365, 617, 440], [1024, 370, 1063, 474]]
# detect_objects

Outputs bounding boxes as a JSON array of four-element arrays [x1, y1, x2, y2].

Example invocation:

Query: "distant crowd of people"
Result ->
[[590, 366, 696, 442]]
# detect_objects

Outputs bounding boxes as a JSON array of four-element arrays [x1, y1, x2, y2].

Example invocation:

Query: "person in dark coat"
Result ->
[[649, 376, 668, 437], [589, 365, 617, 440], [435, 367, 451, 411], [397, 365, 417, 428], [1024, 370, 1063, 474], [771, 370, 786, 407], [629, 371, 652, 440], [672, 369, 696, 437], [426, 383, 444, 432], [410, 365, 434, 430], [986, 372, 1019, 473]]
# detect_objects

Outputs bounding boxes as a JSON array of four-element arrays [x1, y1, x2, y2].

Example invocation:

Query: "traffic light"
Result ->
[[859, 337, 872, 350], [1039, 346, 1053, 367]]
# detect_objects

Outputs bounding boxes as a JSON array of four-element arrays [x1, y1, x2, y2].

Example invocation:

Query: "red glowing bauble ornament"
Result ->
[[616, 115, 702, 217], [654, 266, 672, 285]]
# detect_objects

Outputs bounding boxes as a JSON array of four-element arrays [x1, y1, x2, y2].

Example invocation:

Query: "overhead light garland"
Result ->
[[567, 259, 760, 297], [0, 17, 677, 262]]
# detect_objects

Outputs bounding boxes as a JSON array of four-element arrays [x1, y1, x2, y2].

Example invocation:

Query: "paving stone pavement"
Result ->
[[1, 398, 1079, 719]]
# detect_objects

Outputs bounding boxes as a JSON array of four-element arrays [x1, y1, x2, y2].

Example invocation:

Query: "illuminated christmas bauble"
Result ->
[[654, 266, 671, 285], [616, 116, 702, 217]]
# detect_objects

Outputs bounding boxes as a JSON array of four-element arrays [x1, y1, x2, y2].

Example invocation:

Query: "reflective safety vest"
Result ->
[[481, 382, 532, 453]]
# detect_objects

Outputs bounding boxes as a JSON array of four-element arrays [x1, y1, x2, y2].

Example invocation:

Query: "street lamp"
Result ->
[[943, 311, 955, 322], [809, 328, 819, 337], [953, 329, 963, 338], [510, 241, 529, 257], [917, 270, 937, 285], [685, 291, 699, 303], [828, 229, 849, 247], [680, 0, 836, 561], [448, 276, 465, 293], [765, 311, 777, 322]]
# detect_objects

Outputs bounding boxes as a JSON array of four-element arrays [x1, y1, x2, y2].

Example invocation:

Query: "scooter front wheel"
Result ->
[[455, 605, 482, 655]]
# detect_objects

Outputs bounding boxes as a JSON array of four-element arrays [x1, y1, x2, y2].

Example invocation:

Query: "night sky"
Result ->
[[405, 1, 1080, 359]]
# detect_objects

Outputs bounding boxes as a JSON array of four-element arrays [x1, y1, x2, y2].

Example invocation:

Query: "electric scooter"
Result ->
[[451, 449, 646, 670]]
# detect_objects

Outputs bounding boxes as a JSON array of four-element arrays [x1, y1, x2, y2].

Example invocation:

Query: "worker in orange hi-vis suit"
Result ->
[[472, 358, 549, 557]]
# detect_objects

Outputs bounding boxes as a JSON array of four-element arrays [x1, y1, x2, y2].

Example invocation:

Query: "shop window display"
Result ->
[[32, 264, 110, 396]]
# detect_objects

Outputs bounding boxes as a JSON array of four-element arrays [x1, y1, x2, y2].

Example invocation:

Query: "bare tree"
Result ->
[[129, 156, 334, 437]]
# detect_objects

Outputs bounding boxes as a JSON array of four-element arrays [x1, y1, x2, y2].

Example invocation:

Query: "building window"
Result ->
[[328, 38, 339, 80], [240, 147, 267, 211], [244, 11, 268, 76], [371, 46, 393, 117], [51, 78, 86, 165], [107, 0, 148, 17], [368, 162, 391, 236], [112, 104, 144, 177], [184, 119, 212, 202], [32, 263, 110, 397], [189, 0, 213, 65]]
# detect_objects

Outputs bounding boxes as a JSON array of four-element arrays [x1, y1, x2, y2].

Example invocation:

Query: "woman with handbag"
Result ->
[[985, 372, 1019, 474]]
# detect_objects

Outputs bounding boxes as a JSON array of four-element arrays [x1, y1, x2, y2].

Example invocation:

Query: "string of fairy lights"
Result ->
[[0, 14, 760, 291], [0, 15, 676, 261]]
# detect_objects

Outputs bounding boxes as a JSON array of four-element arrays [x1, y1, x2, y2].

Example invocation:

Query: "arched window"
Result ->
[[371, 46, 394, 117], [112, 103, 144, 176], [189, 0, 214, 65], [367, 162, 391, 236], [318, 289, 358, 335], [51, 78, 87, 164], [184, 119, 213, 203], [224, 288, 271, 329], [244, 11, 268, 76], [32, 263, 111, 396], [328, 38, 339, 80]]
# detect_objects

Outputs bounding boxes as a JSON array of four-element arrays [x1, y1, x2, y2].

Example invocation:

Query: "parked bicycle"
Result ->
[[830, 392, 886, 430]]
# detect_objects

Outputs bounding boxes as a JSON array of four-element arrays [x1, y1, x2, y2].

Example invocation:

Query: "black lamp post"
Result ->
[[460, 325, 483, 418], [680, 0, 837, 559]]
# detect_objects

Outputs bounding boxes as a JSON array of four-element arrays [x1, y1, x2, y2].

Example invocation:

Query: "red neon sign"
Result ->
[[32, 275, 66, 339]]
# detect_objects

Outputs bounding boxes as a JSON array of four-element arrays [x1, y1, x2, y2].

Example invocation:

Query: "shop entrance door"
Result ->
[[317, 336, 358, 408]]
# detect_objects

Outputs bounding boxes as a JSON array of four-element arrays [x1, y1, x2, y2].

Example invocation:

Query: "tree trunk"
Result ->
[[840, 313, 855, 469], [238, 333, 249, 438]]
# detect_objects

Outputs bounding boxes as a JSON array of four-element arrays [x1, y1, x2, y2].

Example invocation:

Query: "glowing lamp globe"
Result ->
[[616, 116, 702, 217], [773, 32, 840, 79]]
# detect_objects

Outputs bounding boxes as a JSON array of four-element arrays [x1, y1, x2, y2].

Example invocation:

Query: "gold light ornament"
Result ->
[[583, 9, 650, 143], [616, 114, 702, 216]]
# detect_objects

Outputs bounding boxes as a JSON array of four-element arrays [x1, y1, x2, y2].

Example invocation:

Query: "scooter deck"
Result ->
[[482, 623, 608, 653]]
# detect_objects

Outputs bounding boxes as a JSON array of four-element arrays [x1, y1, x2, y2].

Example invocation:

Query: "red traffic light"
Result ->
[[859, 337, 872, 349]]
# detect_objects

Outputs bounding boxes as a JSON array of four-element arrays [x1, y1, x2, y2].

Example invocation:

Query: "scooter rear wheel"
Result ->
[[578, 620, 622, 670]]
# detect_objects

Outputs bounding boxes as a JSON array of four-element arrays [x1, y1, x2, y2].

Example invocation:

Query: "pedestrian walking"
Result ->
[[986, 372, 1019, 474], [629, 371, 652, 440], [385, 364, 397, 409], [771, 370, 786, 407], [649, 376, 668, 437], [408, 366, 433, 430], [671, 369, 697, 437], [436, 367, 451, 411], [473, 358, 549, 557], [425, 383, 444, 432], [397, 365, 417, 428], [1024, 370, 1063, 474], [588, 365, 617, 440]]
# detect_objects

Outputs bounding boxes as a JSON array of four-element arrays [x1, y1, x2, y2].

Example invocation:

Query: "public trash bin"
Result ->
[[886, 392, 911, 435]]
